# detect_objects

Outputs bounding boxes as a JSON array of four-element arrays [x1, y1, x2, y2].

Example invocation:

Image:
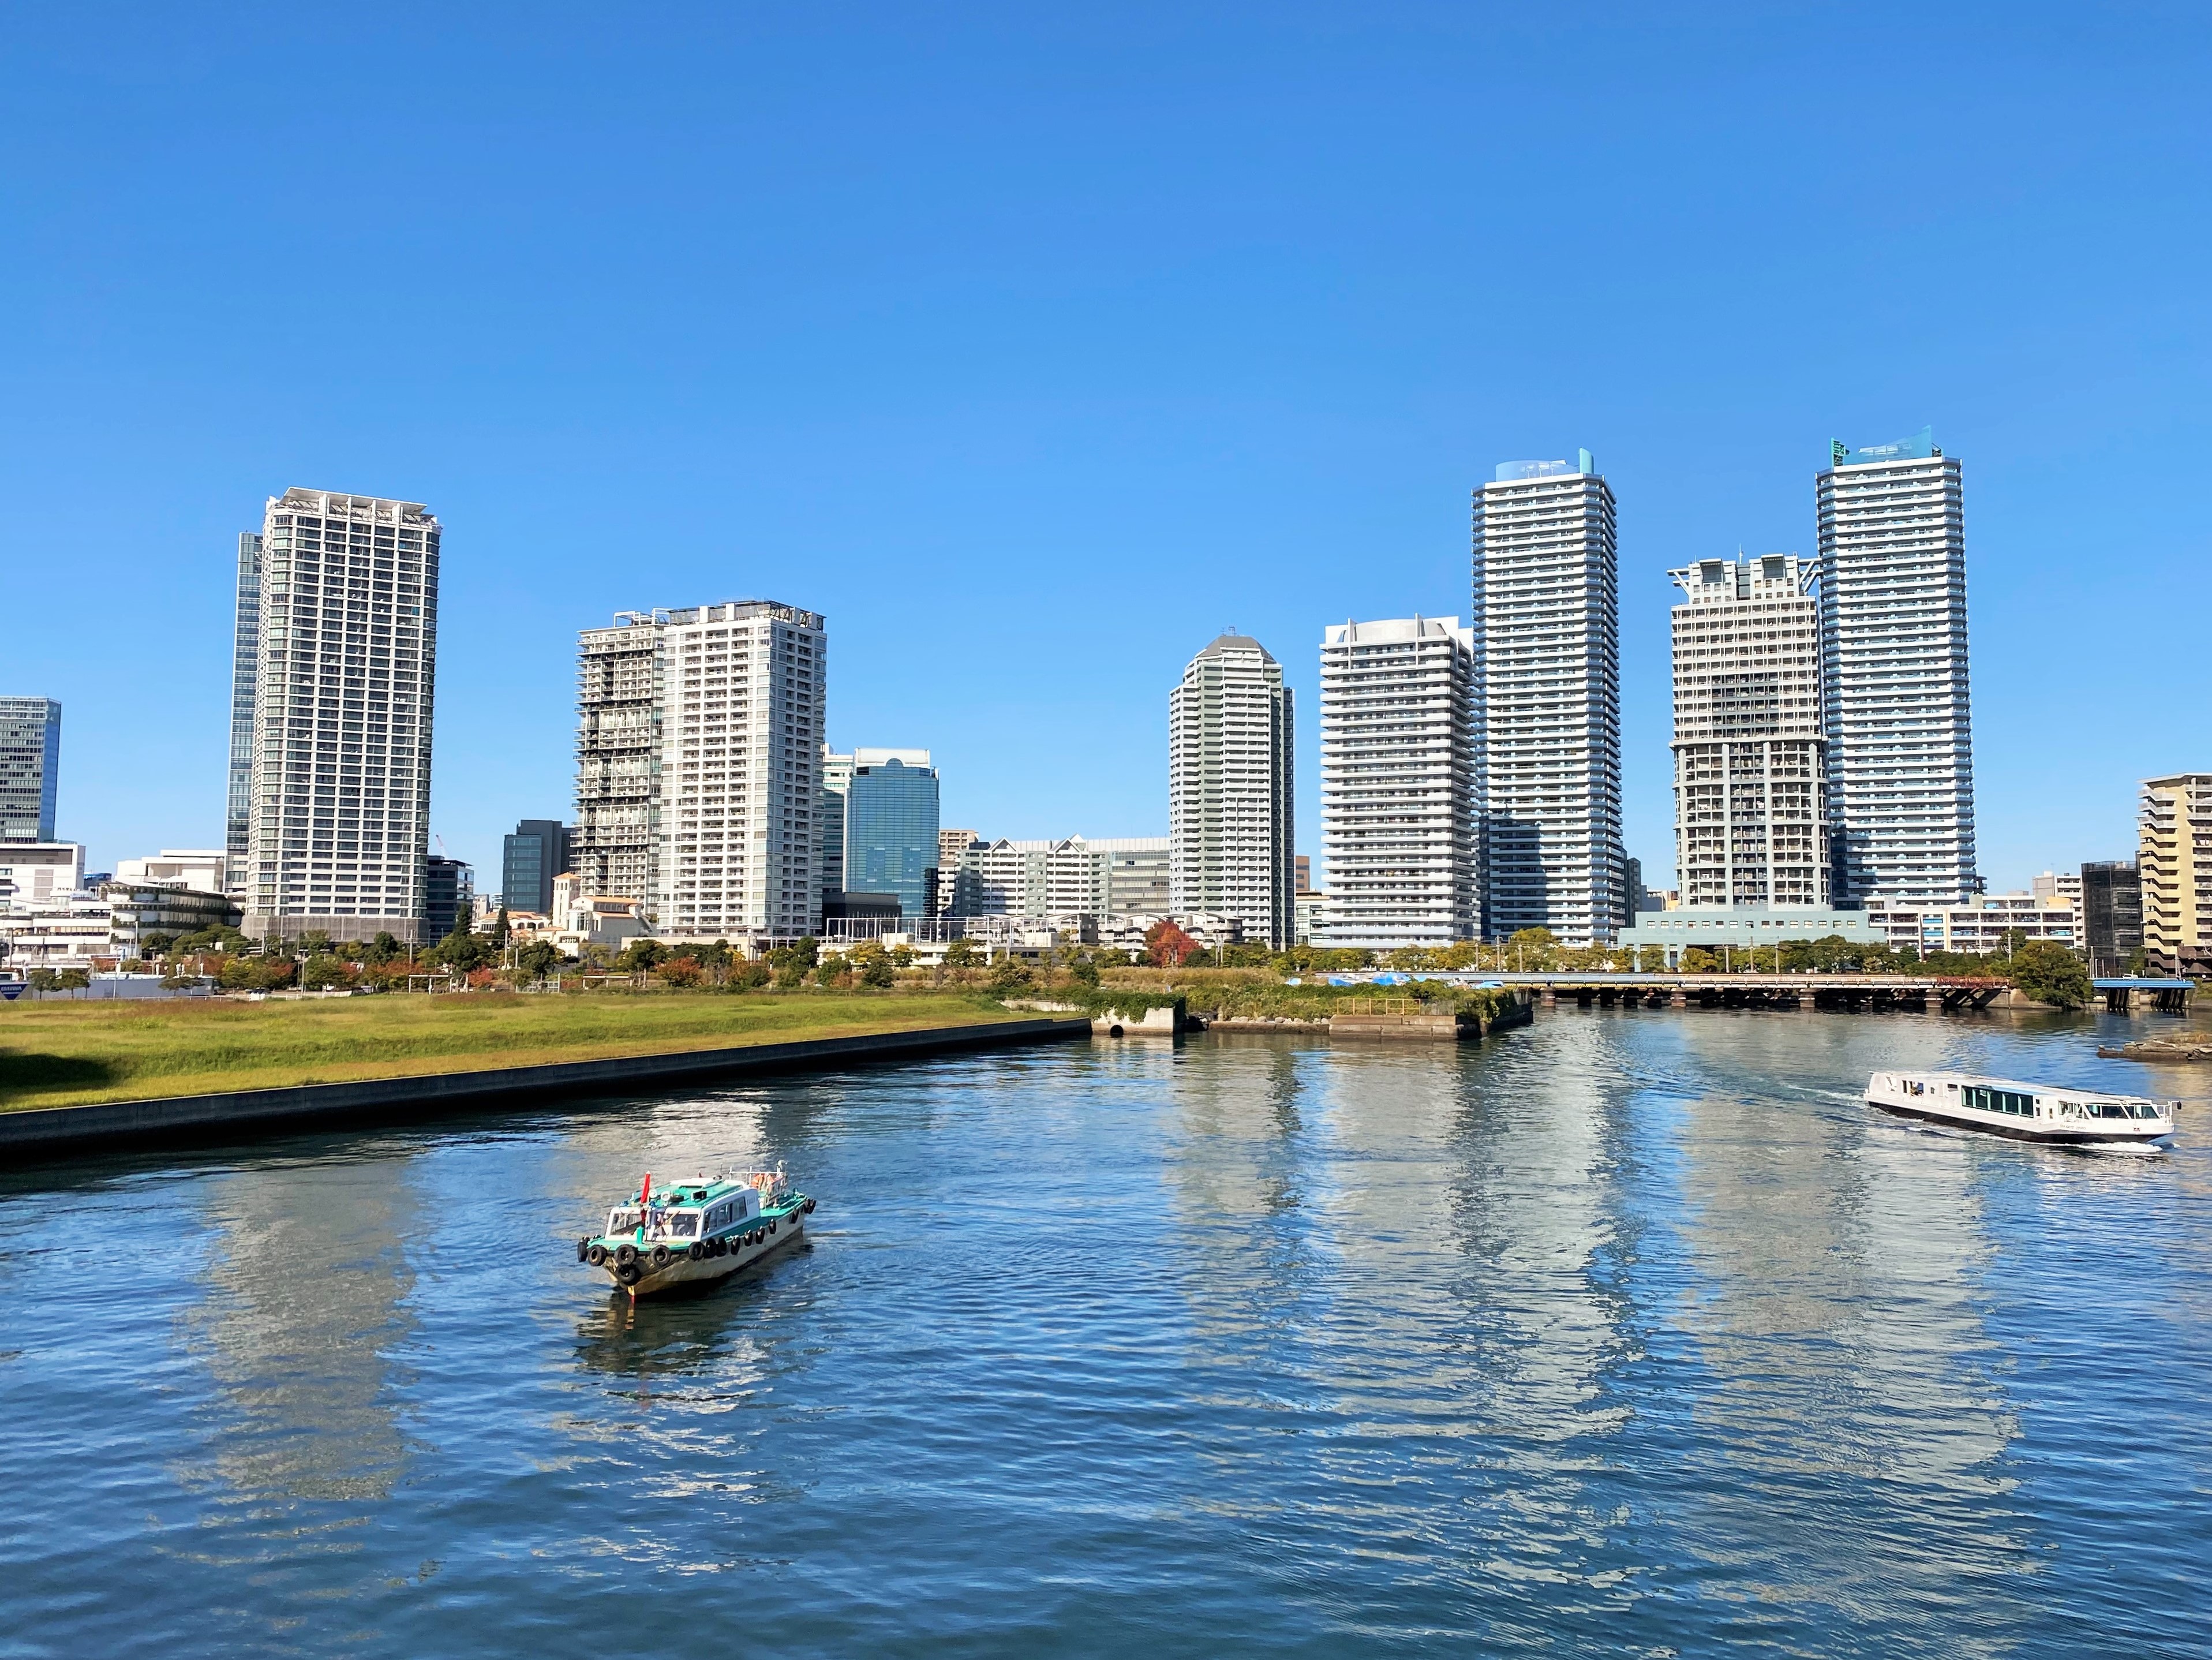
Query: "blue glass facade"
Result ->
[[0, 697, 61, 843], [843, 758, 940, 917], [501, 819, 570, 915], [425, 855, 473, 941]]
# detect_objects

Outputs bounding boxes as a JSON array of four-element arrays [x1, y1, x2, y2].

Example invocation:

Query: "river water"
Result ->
[[5, 1010, 2210, 1657]]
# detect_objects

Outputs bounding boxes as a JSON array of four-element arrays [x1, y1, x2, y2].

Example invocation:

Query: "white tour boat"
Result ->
[[1866, 1071, 2178, 1149]]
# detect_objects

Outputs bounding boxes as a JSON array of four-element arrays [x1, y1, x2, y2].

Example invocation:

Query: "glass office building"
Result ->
[[0, 697, 62, 843], [501, 818, 570, 915], [425, 855, 473, 943], [842, 750, 939, 917]]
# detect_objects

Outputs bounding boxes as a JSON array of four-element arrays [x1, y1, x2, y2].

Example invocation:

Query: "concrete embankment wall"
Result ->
[[1211, 989, 1537, 1040], [0, 1016, 1092, 1157]]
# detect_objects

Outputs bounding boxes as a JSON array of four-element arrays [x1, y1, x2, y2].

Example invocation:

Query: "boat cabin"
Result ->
[[1870, 1071, 2176, 1138], [602, 1177, 763, 1244]]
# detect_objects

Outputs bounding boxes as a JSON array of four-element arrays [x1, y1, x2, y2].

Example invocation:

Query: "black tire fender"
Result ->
[[650, 1244, 671, 1268], [615, 1262, 641, 1286], [586, 1243, 608, 1267], [615, 1243, 638, 1268], [687, 1242, 703, 1262]]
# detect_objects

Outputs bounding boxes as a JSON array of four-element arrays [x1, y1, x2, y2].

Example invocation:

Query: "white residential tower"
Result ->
[[1168, 633, 1294, 949], [1817, 428, 1978, 906], [1319, 616, 1479, 948], [1473, 451, 1624, 945], [574, 600, 825, 939], [242, 490, 438, 943]]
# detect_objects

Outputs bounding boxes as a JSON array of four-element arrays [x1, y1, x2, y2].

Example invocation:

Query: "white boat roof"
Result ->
[[1882, 1070, 2160, 1104]]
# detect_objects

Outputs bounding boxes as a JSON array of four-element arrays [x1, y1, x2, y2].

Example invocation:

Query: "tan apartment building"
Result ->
[[2140, 773, 2212, 977]]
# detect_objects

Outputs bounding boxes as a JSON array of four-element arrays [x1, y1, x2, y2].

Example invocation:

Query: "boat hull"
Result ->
[[1869, 1097, 2170, 1148], [600, 1214, 806, 1298]]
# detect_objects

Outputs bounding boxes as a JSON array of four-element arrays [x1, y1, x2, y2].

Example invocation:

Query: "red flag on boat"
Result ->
[[641, 1172, 652, 1206]]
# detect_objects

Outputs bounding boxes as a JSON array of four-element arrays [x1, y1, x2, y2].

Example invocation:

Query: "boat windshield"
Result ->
[[2131, 1102, 2164, 1121], [640, 1209, 700, 1241], [605, 1207, 643, 1235]]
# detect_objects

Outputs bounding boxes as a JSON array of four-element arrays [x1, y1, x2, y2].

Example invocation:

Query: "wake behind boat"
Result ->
[[577, 1166, 817, 1297], [1867, 1071, 2177, 1149]]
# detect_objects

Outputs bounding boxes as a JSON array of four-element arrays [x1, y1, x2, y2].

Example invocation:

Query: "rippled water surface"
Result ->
[[5, 1010, 2211, 1657]]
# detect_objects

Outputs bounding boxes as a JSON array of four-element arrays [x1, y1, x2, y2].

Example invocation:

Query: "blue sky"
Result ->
[[3, 3, 2206, 895]]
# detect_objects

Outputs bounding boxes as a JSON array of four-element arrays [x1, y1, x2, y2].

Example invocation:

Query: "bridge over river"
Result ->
[[1319, 971, 2013, 1013]]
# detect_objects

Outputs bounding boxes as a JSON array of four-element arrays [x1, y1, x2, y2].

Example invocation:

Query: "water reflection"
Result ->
[[571, 1249, 806, 1381], [182, 1157, 422, 1504], [1663, 1014, 2030, 1639]]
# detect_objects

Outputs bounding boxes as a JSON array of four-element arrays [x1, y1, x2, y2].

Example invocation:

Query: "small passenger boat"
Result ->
[[1866, 1071, 2178, 1149], [577, 1166, 816, 1296]]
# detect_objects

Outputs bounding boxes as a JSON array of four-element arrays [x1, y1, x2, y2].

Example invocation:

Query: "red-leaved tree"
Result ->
[[1144, 920, 1200, 967]]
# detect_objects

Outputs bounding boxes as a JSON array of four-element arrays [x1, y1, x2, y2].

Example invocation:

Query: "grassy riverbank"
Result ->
[[0, 990, 1028, 1112]]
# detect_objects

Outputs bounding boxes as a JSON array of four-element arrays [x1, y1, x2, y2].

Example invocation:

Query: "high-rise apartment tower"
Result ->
[[1817, 428, 1978, 906], [224, 532, 263, 894], [2139, 773, 2211, 977], [1169, 634, 1294, 948], [574, 600, 825, 938], [1668, 554, 1829, 908], [0, 697, 61, 842], [1474, 451, 1624, 945], [1319, 616, 1479, 949], [242, 491, 439, 943]]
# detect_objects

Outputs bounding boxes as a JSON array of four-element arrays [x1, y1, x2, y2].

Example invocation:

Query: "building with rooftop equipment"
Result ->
[[1474, 451, 1624, 945], [2080, 859, 2143, 977], [0, 697, 62, 843], [574, 600, 825, 939], [1319, 615, 1479, 949], [2140, 773, 2212, 977], [501, 819, 571, 916], [1817, 428, 1979, 907], [1668, 554, 1829, 911], [242, 490, 439, 944], [1169, 633, 1294, 949]]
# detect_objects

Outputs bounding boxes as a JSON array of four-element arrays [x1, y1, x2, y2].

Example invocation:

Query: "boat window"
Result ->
[[669, 1212, 700, 1237], [2132, 1103, 2161, 1120]]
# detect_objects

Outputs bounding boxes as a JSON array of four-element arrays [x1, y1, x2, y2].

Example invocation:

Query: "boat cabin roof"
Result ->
[[1888, 1070, 2157, 1107]]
